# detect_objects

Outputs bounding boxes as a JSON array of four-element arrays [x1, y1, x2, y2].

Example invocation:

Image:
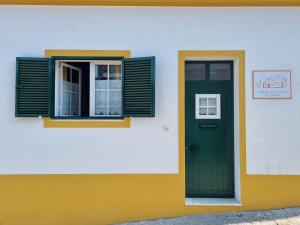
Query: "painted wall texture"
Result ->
[[1, 6, 300, 225], [0, 6, 300, 175]]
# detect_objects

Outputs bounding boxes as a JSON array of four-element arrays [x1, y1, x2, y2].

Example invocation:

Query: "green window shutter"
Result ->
[[15, 57, 52, 117], [123, 57, 155, 117]]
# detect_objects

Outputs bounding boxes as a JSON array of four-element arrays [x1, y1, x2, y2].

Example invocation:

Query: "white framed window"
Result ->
[[56, 63, 82, 116], [195, 94, 221, 119], [90, 61, 122, 117], [54, 60, 122, 118], [52, 57, 154, 119]]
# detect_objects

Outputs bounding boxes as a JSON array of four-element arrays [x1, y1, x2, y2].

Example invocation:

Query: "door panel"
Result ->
[[185, 61, 234, 198]]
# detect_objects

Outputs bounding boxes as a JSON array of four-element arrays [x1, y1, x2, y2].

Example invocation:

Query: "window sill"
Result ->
[[43, 117, 131, 128], [185, 198, 241, 206], [51, 116, 124, 120]]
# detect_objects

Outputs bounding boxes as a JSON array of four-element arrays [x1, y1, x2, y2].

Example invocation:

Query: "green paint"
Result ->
[[185, 61, 234, 198], [123, 57, 155, 117], [15, 57, 52, 117]]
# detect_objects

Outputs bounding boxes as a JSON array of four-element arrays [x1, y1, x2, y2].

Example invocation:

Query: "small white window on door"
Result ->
[[195, 94, 221, 119]]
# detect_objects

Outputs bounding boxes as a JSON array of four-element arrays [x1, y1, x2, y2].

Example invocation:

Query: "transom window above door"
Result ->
[[185, 61, 233, 81]]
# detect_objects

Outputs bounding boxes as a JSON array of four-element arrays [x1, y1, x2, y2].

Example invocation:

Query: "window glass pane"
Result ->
[[72, 70, 79, 83], [199, 98, 207, 106], [208, 98, 217, 106], [95, 107, 108, 116], [71, 93, 79, 116], [94, 62, 122, 117], [199, 107, 207, 115], [185, 62, 206, 80], [72, 70, 79, 93], [63, 67, 71, 91], [210, 63, 231, 80], [109, 107, 122, 116], [208, 108, 217, 115], [109, 91, 121, 107], [95, 91, 108, 107], [109, 90, 121, 115], [62, 92, 70, 115], [109, 65, 122, 89], [95, 65, 108, 89]]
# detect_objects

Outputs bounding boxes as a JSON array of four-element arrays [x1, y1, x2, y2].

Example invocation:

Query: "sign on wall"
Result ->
[[252, 70, 292, 99]]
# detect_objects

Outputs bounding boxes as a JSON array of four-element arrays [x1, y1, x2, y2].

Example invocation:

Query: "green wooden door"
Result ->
[[185, 61, 234, 198]]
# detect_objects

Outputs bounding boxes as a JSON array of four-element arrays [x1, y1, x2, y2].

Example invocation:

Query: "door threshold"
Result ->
[[185, 198, 241, 206]]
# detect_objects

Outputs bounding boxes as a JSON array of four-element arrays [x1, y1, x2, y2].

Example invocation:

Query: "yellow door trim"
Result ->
[[44, 49, 131, 128], [1, 0, 300, 6], [178, 50, 246, 200]]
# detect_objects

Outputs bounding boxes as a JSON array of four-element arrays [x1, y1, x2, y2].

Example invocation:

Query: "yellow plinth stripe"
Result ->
[[44, 49, 131, 128], [1, 175, 300, 225]]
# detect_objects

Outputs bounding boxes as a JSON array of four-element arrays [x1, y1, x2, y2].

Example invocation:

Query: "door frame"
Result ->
[[178, 51, 246, 205]]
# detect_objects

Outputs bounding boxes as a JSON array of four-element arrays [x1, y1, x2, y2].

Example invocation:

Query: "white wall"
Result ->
[[0, 6, 300, 174]]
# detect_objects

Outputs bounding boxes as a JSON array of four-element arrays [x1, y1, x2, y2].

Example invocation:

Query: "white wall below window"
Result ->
[[0, 6, 300, 174]]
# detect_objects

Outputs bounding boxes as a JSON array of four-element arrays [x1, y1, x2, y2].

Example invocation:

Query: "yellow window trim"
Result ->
[[178, 50, 246, 201], [44, 49, 131, 128], [1, 0, 300, 6]]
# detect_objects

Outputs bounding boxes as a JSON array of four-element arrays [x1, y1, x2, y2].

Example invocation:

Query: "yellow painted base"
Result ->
[[1, 175, 300, 225]]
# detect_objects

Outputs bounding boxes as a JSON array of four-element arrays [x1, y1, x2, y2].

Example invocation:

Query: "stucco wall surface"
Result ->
[[0, 6, 300, 175]]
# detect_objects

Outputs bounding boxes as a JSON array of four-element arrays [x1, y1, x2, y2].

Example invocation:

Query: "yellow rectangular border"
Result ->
[[178, 50, 246, 201], [44, 49, 131, 128]]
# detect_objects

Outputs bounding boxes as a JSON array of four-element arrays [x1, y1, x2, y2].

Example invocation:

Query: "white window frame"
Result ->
[[90, 60, 123, 117], [55, 62, 82, 117], [55, 60, 123, 118], [195, 94, 221, 119]]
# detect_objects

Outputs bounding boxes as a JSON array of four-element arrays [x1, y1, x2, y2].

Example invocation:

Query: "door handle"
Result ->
[[186, 145, 201, 152]]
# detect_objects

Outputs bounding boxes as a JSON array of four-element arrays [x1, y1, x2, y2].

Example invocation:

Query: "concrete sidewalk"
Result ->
[[118, 207, 300, 225]]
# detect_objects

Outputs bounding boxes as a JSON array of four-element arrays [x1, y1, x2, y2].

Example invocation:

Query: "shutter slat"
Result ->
[[123, 57, 155, 117], [16, 57, 51, 117]]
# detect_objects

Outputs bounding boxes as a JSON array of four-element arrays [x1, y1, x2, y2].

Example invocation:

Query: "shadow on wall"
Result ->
[[116, 207, 300, 225]]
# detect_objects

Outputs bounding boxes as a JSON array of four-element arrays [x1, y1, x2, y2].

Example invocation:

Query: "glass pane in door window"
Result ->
[[199, 107, 207, 115], [199, 98, 207, 106], [185, 62, 206, 80], [208, 108, 217, 115], [210, 63, 231, 80], [208, 98, 217, 106]]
